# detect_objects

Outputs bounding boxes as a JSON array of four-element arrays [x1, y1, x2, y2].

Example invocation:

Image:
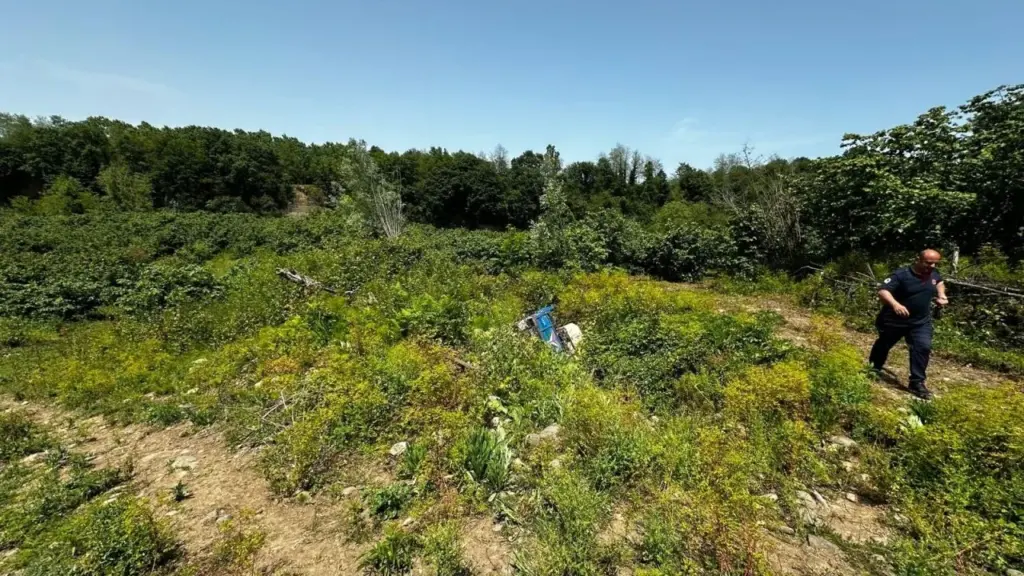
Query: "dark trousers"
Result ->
[[869, 321, 933, 385]]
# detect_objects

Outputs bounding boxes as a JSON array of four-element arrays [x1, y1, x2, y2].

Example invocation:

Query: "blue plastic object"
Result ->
[[518, 305, 566, 352]]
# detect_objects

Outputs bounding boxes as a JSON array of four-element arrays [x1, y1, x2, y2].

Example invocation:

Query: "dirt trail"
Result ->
[[1, 400, 510, 575], [708, 289, 1018, 397]]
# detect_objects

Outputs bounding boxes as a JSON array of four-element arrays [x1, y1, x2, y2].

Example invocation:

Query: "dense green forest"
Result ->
[[3, 84, 1023, 264]]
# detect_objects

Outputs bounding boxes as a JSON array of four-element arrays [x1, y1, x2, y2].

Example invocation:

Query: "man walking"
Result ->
[[869, 249, 949, 400]]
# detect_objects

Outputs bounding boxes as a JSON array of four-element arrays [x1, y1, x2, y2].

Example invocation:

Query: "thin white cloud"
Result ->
[[37, 60, 180, 98]]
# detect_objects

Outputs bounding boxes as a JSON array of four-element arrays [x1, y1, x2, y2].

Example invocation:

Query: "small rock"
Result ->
[[829, 435, 858, 449], [859, 473, 871, 483], [401, 517, 415, 528], [185, 388, 198, 395], [845, 492, 859, 503], [762, 493, 779, 502], [811, 489, 829, 507], [512, 458, 527, 471], [389, 441, 408, 457], [20, 451, 48, 466], [540, 424, 560, 439], [871, 554, 887, 564], [216, 513, 233, 526], [841, 460, 856, 472], [171, 455, 198, 471], [166, 511, 179, 517], [795, 490, 816, 505], [776, 525, 796, 535], [524, 433, 542, 447], [893, 513, 908, 524], [548, 458, 562, 470], [341, 486, 359, 497], [1007, 570, 1023, 576], [492, 523, 503, 533], [807, 535, 841, 553], [202, 510, 219, 525]]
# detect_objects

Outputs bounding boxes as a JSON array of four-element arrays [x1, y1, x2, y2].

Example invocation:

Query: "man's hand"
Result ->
[[892, 303, 911, 317], [936, 296, 949, 307]]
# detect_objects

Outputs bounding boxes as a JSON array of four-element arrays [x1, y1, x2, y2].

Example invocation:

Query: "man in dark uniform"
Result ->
[[869, 249, 949, 400]]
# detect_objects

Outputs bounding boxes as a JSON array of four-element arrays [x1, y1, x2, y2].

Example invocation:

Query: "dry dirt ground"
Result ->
[[4, 287, 1017, 575]]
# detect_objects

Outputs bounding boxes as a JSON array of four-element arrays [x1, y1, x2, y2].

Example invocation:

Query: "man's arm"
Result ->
[[879, 289, 910, 317], [936, 281, 948, 306]]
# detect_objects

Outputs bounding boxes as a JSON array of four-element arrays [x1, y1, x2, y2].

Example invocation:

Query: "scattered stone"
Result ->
[[893, 513, 908, 524], [845, 492, 859, 503], [202, 510, 219, 525], [763, 493, 779, 502], [526, 424, 561, 447], [492, 523, 503, 533], [389, 441, 408, 456], [341, 486, 359, 497], [829, 435, 858, 449], [811, 489, 829, 507], [512, 458, 527, 471], [795, 490, 822, 525], [216, 513, 233, 526], [776, 525, 796, 536], [20, 451, 47, 466], [807, 535, 841, 553], [401, 517, 415, 528], [841, 460, 856, 472], [1007, 570, 1023, 576], [548, 458, 562, 470], [859, 473, 872, 483], [171, 455, 198, 471]]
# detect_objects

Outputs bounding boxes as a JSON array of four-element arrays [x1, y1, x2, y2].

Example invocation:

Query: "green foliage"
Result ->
[[0, 411, 55, 464], [36, 175, 100, 215], [422, 522, 471, 576], [863, 384, 1024, 573], [461, 426, 512, 491], [367, 483, 415, 520], [398, 443, 428, 479], [359, 527, 421, 576], [97, 161, 153, 211], [17, 497, 178, 576], [514, 471, 613, 576]]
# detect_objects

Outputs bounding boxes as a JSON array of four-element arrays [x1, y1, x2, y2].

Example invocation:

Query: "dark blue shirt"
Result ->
[[877, 267, 943, 327]]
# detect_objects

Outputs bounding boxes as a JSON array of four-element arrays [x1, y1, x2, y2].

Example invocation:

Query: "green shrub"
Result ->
[[422, 522, 471, 576], [367, 483, 415, 520], [0, 411, 55, 464], [359, 527, 421, 576], [398, 443, 427, 480], [461, 426, 511, 491], [514, 471, 612, 576], [15, 498, 177, 576]]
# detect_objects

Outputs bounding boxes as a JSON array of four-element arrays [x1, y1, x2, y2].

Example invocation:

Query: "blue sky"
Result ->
[[2, 0, 1022, 168]]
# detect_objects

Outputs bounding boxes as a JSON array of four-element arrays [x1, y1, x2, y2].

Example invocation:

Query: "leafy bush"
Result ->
[[367, 483, 415, 520], [16, 498, 178, 576], [422, 522, 471, 576], [461, 426, 511, 491], [359, 527, 421, 576], [0, 411, 55, 464]]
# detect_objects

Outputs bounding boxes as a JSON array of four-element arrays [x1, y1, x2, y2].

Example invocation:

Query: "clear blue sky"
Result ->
[[2, 0, 1022, 168]]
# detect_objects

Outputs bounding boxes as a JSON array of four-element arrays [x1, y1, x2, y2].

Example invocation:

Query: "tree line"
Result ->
[[1, 83, 1022, 264]]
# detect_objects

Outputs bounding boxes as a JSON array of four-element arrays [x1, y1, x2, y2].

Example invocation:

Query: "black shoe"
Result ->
[[908, 382, 933, 401]]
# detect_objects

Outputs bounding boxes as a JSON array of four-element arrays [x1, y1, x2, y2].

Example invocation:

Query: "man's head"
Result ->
[[915, 249, 942, 274]]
